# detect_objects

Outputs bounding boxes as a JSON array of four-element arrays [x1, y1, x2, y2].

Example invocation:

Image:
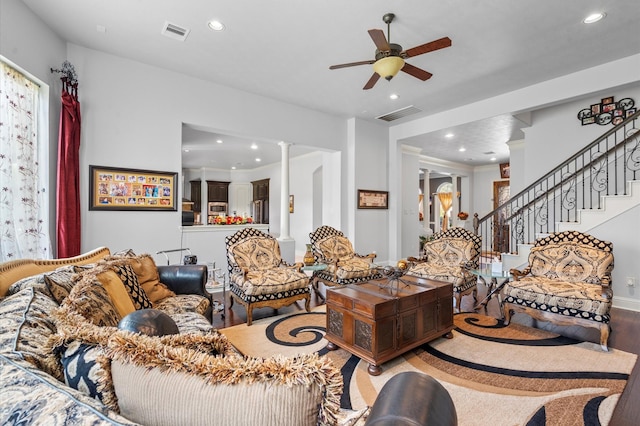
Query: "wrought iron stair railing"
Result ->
[[473, 109, 640, 257]]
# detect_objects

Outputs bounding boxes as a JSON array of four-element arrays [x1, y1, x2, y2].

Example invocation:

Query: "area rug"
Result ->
[[220, 307, 637, 426]]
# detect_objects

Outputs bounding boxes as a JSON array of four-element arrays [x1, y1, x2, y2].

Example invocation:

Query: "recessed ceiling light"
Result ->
[[458, 147, 466, 152], [183, 149, 189, 152], [583, 12, 606, 24], [208, 20, 225, 31], [445, 133, 454, 138], [389, 93, 399, 100], [231, 166, 236, 170], [250, 143, 258, 150], [255, 158, 261, 162], [490, 157, 497, 161], [216, 139, 223, 144]]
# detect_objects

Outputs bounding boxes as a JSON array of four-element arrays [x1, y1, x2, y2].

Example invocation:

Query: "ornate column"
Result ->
[[278, 141, 291, 240]]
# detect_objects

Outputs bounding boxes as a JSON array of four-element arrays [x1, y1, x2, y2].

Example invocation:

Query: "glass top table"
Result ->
[[469, 265, 512, 317]]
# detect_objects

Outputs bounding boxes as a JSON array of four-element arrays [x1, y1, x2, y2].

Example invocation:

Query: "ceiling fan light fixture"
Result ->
[[373, 56, 404, 81]]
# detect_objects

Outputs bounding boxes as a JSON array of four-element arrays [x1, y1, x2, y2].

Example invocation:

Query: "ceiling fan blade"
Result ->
[[403, 37, 452, 58], [329, 60, 375, 70], [401, 63, 433, 81], [368, 29, 390, 51], [363, 73, 380, 90]]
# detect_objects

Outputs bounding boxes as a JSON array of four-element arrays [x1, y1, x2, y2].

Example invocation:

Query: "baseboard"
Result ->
[[612, 295, 640, 312]]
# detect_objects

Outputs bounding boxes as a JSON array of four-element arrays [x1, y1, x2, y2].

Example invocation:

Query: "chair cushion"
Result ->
[[423, 238, 475, 266], [230, 237, 282, 271], [406, 263, 475, 292], [231, 268, 309, 296], [329, 256, 376, 280], [317, 236, 355, 262], [503, 277, 612, 321], [528, 243, 613, 284]]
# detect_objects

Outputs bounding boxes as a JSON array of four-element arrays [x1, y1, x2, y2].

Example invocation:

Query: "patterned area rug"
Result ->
[[220, 307, 637, 426]]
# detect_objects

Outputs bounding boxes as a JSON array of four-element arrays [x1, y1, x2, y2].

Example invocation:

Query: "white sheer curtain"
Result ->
[[0, 61, 52, 261]]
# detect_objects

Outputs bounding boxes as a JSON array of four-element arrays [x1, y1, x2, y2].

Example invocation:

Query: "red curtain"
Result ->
[[56, 80, 81, 257]]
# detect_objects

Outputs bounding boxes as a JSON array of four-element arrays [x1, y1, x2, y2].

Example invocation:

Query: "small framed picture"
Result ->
[[591, 104, 601, 114], [499, 162, 510, 179], [626, 108, 637, 118], [582, 116, 596, 125], [289, 195, 294, 213], [601, 96, 614, 105], [358, 190, 388, 209], [577, 108, 591, 120], [612, 116, 624, 126], [602, 103, 616, 113]]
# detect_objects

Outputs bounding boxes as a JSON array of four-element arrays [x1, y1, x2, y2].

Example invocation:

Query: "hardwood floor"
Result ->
[[210, 284, 639, 426]]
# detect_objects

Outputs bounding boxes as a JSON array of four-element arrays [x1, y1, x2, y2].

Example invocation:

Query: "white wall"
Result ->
[[523, 85, 640, 186], [350, 118, 390, 263], [472, 165, 506, 219], [63, 43, 347, 257]]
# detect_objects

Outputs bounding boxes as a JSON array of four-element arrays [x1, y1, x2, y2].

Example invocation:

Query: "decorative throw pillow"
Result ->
[[128, 254, 176, 303], [61, 277, 121, 327], [43, 265, 82, 304], [7, 272, 53, 298], [0, 288, 64, 381], [95, 270, 137, 318], [114, 264, 152, 310], [107, 333, 340, 426], [60, 340, 117, 411]]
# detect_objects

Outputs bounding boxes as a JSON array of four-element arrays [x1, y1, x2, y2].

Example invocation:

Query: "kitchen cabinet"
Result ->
[[189, 180, 202, 213], [207, 181, 230, 203]]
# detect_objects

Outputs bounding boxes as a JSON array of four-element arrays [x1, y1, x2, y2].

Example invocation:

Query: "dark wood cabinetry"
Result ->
[[251, 179, 269, 224], [325, 275, 454, 375], [207, 181, 230, 202], [252, 179, 269, 200], [189, 180, 202, 212]]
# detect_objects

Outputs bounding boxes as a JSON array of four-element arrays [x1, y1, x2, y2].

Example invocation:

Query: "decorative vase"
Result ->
[[303, 244, 315, 266]]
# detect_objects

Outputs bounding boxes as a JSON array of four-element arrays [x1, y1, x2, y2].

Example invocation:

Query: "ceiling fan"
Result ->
[[329, 13, 452, 90]]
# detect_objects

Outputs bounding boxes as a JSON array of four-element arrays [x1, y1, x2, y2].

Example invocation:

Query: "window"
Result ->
[[0, 58, 51, 260]]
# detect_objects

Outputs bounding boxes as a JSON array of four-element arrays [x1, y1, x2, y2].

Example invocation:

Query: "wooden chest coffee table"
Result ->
[[325, 275, 454, 375]]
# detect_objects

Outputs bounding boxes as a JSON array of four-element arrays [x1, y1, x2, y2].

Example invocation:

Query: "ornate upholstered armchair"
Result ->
[[503, 231, 614, 351], [405, 227, 482, 312], [225, 227, 310, 325], [308, 226, 381, 296]]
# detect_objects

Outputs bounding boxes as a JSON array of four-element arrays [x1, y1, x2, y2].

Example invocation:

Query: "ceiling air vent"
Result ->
[[161, 21, 191, 41], [376, 105, 422, 122]]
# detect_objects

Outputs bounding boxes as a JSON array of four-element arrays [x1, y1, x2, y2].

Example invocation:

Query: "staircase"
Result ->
[[474, 110, 640, 265]]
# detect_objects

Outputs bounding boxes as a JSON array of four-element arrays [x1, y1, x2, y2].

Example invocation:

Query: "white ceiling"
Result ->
[[21, 0, 640, 169]]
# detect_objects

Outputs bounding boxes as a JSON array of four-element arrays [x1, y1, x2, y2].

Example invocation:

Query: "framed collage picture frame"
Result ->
[[577, 96, 636, 126], [89, 165, 178, 211], [357, 189, 389, 209]]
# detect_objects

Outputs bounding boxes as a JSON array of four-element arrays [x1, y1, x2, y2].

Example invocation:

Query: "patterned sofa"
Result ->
[[503, 231, 614, 351], [406, 227, 482, 311], [0, 248, 345, 426]]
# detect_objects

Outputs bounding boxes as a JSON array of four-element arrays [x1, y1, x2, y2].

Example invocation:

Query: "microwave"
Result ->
[[208, 202, 228, 215]]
